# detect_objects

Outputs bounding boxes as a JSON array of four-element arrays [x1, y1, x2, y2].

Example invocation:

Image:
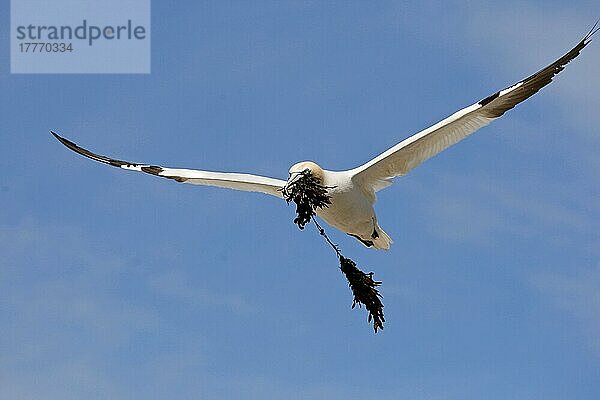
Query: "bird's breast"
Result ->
[[317, 180, 375, 234]]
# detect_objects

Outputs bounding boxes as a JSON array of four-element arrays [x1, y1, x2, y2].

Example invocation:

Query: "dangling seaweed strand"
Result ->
[[281, 170, 385, 332], [311, 218, 385, 333]]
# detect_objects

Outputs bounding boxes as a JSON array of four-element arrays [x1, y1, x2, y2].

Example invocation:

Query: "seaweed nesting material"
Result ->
[[281, 169, 331, 229], [282, 170, 385, 333], [339, 256, 385, 332]]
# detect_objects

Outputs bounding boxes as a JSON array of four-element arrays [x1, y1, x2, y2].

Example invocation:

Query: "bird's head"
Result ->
[[287, 161, 324, 185]]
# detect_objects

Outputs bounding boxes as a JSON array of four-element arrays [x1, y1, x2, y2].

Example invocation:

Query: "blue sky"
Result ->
[[1, 1, 599, 399]]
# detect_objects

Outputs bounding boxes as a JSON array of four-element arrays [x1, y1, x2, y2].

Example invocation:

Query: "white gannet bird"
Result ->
[[52, 26, 597, 250]]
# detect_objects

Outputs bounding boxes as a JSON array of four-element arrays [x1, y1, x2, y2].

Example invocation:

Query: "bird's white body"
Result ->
[[51, 25, 597, 251], [288, 163, 393, 249], [318, 171, 375, 239]]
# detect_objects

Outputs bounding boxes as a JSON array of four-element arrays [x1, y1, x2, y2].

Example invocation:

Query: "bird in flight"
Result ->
[[53, 25, 598, 250]]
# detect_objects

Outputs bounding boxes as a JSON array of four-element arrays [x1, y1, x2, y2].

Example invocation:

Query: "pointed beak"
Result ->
[[287, 171, 305, 186], [282, 171, 302, 197]]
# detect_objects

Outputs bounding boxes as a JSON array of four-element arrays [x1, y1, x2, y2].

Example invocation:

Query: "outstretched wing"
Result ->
[[52, 132, 287, 198], [352, 24, 598, 193]]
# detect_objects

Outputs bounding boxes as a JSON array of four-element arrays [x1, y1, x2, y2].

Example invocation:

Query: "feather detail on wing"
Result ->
[[51, 132, 286, 198], [352, 24, 598, 194]]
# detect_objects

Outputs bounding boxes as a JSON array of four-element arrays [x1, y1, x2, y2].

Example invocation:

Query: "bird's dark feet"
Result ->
[[348, 233, 374, 247], [370, 218, 379, 239]]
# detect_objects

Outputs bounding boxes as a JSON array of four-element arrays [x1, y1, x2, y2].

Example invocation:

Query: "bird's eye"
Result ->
[[303, 168, 310, 173]]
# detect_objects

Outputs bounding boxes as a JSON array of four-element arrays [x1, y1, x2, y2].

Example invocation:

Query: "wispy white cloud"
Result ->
[[0, 219, 160, 400], [460, 3, 600, 137], [398, 2, 600, 179], [0, 359, 125, 400], [532, 263, 600, 353], [147, 269, 256, 314], [459, 4, 600, 191], [405, 171, 597, 249], [1, 219, 159, 345], [379, 2, 599, 257]]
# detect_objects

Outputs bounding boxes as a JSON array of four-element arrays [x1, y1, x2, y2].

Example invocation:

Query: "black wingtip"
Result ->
[[585, 18, 600, 41], [50, 130, 80, 152], [50, 130, 67, 144], [50, 130, 66, 145]]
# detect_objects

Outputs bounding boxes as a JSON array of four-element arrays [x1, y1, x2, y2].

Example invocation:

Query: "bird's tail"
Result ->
[[373, 225, 393, 250]]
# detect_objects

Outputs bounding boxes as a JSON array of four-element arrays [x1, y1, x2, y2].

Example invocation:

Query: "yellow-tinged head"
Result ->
[[288, 161, 324, 184]]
